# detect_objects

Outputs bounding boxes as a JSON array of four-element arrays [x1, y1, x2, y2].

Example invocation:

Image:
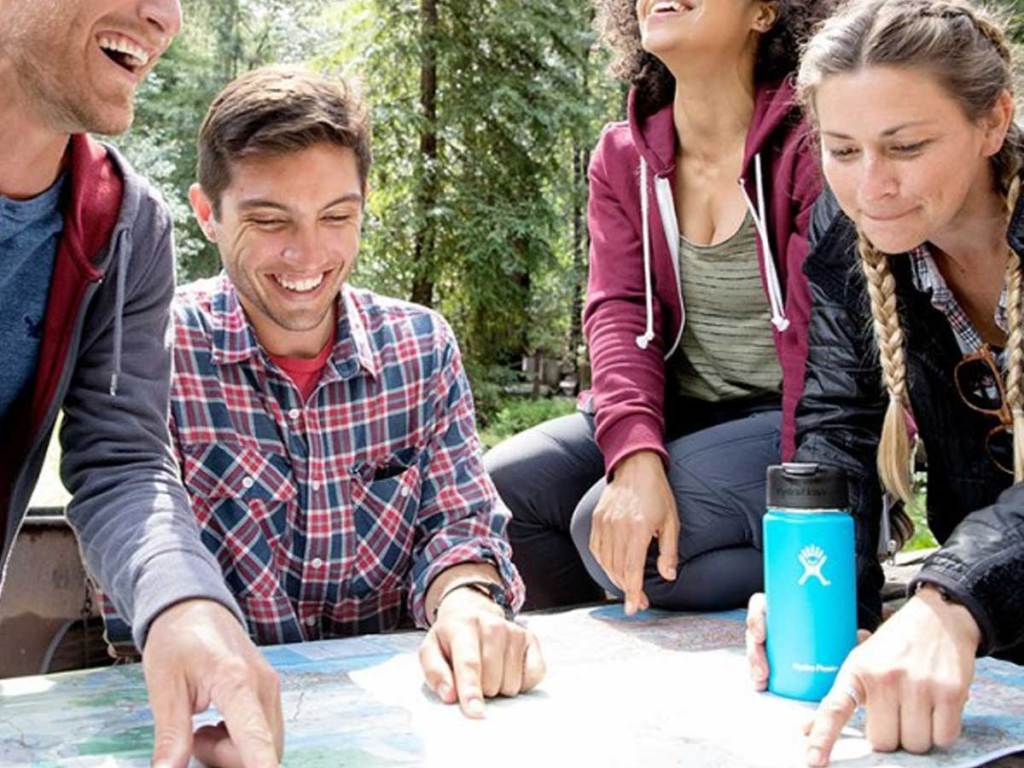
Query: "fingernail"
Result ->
[[667, 569, 677, 581], [807, 747, 825, 766], [466, 698, 485, 718], [437, 683, 451, 701]]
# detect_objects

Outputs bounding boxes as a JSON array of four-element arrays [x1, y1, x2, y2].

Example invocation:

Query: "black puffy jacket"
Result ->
[[795, 191, 1024, 663]]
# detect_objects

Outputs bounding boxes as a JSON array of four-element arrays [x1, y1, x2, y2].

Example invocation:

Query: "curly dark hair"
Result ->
[[595, 1, 837, 118]]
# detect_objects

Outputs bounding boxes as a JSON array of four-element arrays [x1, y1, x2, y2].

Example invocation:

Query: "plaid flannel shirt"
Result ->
[[100, 275, 523, 648], [908, 245, 1008, 355]]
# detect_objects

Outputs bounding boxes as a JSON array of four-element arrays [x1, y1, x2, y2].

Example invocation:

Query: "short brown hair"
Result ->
[[197, 65, 372, 217]]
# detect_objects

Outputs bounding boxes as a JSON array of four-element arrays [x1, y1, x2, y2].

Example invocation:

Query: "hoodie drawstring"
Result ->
[[740, 153, 790, 332], [636, 158, 656, 350], [109, 230, 129, 397]]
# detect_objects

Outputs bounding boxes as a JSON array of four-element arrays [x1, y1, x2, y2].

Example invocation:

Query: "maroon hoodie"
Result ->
[[582, 78, 821, 474]]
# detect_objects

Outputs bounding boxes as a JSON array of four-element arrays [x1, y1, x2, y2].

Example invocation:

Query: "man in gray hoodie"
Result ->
[[0, 2, 282, 766]]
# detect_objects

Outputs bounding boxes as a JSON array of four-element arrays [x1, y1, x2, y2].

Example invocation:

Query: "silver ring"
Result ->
[[844, 684, 862, 709]]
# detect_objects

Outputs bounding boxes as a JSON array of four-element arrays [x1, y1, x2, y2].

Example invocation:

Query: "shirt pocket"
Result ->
[[345, 446, 423, 598], [178, 441, 299, 600]]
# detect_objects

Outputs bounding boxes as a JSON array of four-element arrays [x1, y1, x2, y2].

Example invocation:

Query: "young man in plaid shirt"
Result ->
[[161, 65, 543, 718]]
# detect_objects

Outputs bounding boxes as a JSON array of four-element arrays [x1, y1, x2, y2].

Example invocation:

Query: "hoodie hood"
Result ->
[[30, 135, 123, 435], [627, 76, 801, 182]]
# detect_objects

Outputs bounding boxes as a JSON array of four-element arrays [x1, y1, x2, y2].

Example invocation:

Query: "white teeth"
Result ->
[[274, 273, 324, 293], [97, 35, 150, 67], [652, 1, 682, 12]]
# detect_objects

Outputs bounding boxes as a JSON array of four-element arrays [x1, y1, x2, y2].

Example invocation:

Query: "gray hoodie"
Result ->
[[1, 135, 242, 649]]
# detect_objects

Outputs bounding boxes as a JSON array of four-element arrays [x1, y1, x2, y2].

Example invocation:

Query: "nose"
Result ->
[[281, 226, 321, 268], [139, 0, 182, 39], [858, 153, 898, 204]]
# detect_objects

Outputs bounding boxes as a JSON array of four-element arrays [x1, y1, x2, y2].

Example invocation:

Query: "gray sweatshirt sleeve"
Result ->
[[59, 191, 244, 650]]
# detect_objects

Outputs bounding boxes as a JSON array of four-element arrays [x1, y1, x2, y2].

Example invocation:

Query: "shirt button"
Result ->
[[399, 485, 411, 497], [311, 557, 324, 569], [288, 408, 301, 420], [305, 615, 317, 627], [311, 480, 321, 492], [241, 476, 255, 489]]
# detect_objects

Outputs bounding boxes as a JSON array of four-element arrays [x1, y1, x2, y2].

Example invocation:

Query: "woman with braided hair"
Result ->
[[744, 0, 1024, 764], [486, 0, 832, 615]]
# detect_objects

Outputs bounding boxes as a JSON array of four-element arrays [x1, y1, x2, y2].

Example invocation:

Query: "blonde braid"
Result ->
[[973, 13, 1013, 64], [1002, 176, 1024, 481], [858, 232, 916, 545], [923, 2, 1013, 62]]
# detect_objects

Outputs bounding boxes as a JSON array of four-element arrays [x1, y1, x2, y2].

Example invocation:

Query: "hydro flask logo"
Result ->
[[797, 545, 831, 587]]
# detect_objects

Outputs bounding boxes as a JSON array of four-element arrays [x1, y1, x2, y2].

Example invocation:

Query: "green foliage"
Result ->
[[320, 0, 621, 372], [479, 396, 578, 449]]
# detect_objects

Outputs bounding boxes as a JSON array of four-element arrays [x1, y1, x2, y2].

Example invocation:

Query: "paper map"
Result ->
[[2, 605, 1023, 766]]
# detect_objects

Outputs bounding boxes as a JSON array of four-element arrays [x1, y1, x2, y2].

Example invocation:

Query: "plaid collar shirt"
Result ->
[[100, 275, 523, 648], [908, 245, 1008, 356]]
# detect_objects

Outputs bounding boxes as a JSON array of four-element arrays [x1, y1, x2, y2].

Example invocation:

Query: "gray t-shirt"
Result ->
[[0, 175, 66, 428], [670, 211, 782, 402]]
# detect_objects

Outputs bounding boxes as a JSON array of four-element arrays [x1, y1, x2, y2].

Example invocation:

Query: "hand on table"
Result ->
[[143, 599, 283, 768], [590, 450, 679, 615], [744, 587, 980, 767], [419, 586, 545, 718]]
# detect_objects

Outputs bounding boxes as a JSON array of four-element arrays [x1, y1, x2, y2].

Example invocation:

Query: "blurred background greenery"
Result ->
[[34, 0, 1024, 552]]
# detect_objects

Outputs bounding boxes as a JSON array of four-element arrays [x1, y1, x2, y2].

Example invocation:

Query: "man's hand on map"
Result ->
[[745, 587, 981, 766], [420, 568, 545, 719], [144, 599, 284, 768], [590, 449, 679, 615]]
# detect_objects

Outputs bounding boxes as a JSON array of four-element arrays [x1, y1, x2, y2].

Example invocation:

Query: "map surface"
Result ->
[[2, 605, 1023, 767]]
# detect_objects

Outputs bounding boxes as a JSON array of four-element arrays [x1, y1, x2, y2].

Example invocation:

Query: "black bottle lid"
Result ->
[[766, 463, 848, 510]]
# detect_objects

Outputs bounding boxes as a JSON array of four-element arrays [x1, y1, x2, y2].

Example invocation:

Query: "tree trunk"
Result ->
[[411, 0, 439, 307]]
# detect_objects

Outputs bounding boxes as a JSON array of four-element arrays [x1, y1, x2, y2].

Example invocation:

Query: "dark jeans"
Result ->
[[484, 402, 781, 611]]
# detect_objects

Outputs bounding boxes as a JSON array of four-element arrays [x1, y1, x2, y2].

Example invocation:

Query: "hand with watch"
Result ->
[[418, 563, 546, 718]]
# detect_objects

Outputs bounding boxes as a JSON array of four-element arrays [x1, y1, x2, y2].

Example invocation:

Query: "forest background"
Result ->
[[35, 0, 1023, 548], [117, 0, 619, 446], [114, 0, 1024, 441]]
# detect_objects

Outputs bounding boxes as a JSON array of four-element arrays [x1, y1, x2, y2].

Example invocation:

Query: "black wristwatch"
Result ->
[[432, 579, 514, 623]]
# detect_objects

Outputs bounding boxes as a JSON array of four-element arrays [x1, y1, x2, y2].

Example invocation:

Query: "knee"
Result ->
[[568, 503, 592, 557], [483, 435, 532, 509]]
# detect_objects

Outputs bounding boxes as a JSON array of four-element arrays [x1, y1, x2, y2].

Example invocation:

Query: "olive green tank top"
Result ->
[[670, 212, 782, 402]]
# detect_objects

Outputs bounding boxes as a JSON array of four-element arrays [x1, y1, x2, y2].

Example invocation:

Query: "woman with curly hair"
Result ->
[[486, 0, 831, 613]]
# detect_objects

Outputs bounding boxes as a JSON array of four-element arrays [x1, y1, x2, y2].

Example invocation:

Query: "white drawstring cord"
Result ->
[[636, 157, 656, 350], [740, 153, 790, 332]]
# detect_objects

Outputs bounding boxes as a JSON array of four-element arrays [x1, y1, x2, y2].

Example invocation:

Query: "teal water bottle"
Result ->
[[763, 463, 857, 701]]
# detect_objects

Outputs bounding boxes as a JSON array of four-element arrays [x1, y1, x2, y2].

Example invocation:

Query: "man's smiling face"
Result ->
[[191, 142, 365, 357], [1, 0, 182, 135]]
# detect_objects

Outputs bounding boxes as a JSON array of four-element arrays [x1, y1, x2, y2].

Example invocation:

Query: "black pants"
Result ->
[[484, 401, 781, 611]]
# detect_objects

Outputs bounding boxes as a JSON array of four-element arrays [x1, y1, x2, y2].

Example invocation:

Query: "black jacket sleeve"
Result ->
[[793, 202, 886, 630], [910, 485, 1024, 656]]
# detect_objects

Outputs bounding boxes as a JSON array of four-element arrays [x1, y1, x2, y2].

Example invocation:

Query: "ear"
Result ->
[[752, 1, 779, 34], [981, 89, 1015, 158], [189, 183, 218, 242]]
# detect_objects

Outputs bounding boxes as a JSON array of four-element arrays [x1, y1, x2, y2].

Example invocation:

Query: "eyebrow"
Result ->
[[237, 193, 364, 212], [822, 120, 932, 140]]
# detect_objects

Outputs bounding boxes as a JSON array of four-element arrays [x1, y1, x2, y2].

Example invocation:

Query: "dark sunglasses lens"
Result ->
[[987, 427, 1014, 475], [957, 358, 1003, 411]]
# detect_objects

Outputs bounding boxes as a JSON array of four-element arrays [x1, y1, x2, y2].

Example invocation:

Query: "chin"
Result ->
[[71, 87, 138, 135], [859, 222, 926, 257]]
